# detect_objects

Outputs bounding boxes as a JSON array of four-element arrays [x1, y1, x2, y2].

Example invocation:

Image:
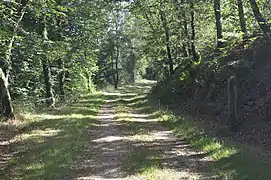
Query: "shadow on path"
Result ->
[[1, 81, 219, 180], [70, 81, 216, 180]]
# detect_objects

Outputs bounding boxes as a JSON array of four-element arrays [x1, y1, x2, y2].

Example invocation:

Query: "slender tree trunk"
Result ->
[[0, 69, 14, 119], [214, 0, 223, 48], [160, 10, 173, 76], [111, 55, 115, 85], [249, 0, 270, 34], [113, 8, 120, 89], [87, 74, 91, 91], [58, 59, 65, 101], [190, 0, 198, 60], [227, 76, 239, 132], [42, 60, 55, 107], [42, 24, 55, 107], [84, 71, 92, 92], [1, 41, 14, 119], [182, 44, 188, 57], [166, 42, 173, 76], [129, 52, 136, 83], [83, 51, 91, 92], [130, 71, 135, 83], [237, 0, 248, 44], [114, 46, 119, 89], [181, 0, 190, 57]]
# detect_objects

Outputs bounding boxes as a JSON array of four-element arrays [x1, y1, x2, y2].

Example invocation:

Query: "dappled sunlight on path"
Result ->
[[73, 104, 129, 180], [0, 81, 216, 179], [73, 81, 216, 180]]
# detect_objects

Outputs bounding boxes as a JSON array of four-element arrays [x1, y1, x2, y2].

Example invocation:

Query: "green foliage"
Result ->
[[0, 0, 271, 113]]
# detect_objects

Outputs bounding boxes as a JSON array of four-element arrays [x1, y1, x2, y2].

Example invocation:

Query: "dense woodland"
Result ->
[[2, 1, 271, 179], [1, 0, 271, 131]]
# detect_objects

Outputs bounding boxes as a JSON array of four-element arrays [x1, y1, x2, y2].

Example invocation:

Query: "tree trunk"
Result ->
[[84, 71, 92, 92], [237, 0, 248, 44], [130, 71, 135, 83], [166, 42, 173, 76], [114, 46, 119, 89], [182, 44, 188, 57], [249, 0, 270, 34], [214, 0, 223, 48], [160, 10, 173, 76], [227, 75, 239, 132], [129, 52, 136, 83], [42, 60, 55, 107], [0, 68, 14, 119], [190, 0, 198, 60], [87, 74, 91, 91], [82, 50, 92, 92], [180, 0, 190, 57], [0, 2, 29, 119], [42, 24, 55, 107], [1, 43, 15, 119], [58, 59, 65, 101]]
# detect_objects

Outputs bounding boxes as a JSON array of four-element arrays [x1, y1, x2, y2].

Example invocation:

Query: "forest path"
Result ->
[[0, 81, 216, 180], [73, 81, 216, 180]]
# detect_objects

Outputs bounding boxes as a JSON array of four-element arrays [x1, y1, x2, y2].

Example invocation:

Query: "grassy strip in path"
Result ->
[[113, 84, 210, 179], [0, 93, 106, 180], [114, 97, 172, 180]]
